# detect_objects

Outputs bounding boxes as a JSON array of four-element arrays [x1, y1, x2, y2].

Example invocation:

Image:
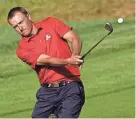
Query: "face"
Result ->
[[8, 12, 33, 37]]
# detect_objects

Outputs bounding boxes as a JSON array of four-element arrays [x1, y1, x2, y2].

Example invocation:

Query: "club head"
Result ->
[[104, 23, 113, 35]]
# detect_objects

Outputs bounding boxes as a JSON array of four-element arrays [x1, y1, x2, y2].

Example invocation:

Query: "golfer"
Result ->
[[7, 7, 85, 118]]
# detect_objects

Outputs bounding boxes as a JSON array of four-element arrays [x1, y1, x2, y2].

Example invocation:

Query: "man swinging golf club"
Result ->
[[7, 7, 85, 118]]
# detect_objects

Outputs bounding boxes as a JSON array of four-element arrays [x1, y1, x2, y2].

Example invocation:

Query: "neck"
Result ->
[[31, 24, 38, 36]]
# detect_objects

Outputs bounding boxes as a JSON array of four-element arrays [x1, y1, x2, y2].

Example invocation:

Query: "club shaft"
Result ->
[[81, 34, 109, 59]]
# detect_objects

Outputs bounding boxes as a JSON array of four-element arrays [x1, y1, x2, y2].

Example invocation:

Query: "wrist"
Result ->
[[65, 58, 70, 65]]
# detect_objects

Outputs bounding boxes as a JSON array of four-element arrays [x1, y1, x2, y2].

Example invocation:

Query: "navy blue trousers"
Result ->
[[32, 81, 85, 118]]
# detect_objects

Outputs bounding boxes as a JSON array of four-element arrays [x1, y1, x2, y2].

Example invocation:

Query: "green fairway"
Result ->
[[0, 19, 134, 118]]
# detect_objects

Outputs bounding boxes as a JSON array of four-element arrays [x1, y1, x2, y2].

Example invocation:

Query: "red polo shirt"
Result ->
[[16, 17, 80, 84]]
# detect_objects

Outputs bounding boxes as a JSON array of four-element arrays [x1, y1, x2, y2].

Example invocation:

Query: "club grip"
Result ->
[[80, 53, 88, 60], [80, 57, 84, 63], [80, 56, 84, 60]]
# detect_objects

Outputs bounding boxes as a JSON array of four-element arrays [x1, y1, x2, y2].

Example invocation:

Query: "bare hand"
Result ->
[[66, 55, 84, 66]]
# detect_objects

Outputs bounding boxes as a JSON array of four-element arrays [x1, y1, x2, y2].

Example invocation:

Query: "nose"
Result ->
[[18, 24, 23, 32]]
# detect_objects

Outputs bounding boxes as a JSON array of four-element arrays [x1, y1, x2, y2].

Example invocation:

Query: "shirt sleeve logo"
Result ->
[[45, 34, 51, 40]]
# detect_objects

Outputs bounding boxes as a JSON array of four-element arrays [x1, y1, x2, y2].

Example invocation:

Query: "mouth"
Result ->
[[21, 29, 31, 37], [22, 29, 27, 34]]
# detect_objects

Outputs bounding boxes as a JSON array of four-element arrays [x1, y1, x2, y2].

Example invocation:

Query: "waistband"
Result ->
[[41, 80, 82, 88]]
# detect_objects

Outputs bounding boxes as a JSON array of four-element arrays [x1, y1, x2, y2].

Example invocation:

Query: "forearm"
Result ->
[[36, 54, 83, 67], [71, 37, 82, 56], [37, 54, 68, 67], [46, 57, 68, 66]]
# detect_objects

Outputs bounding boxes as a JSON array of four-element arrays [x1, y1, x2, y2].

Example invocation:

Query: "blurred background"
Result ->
[[0, 0, 135, 118]]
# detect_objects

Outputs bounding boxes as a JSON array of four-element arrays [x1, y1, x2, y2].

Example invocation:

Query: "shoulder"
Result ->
[[42, 16, 58, 22], [41, 17, 62, 25]]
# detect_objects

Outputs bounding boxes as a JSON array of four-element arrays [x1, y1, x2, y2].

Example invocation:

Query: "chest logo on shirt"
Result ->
[[45, 34, 51, 40]]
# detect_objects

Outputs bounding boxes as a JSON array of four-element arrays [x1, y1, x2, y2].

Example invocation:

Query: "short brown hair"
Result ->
[[7, 7, 28, 20]]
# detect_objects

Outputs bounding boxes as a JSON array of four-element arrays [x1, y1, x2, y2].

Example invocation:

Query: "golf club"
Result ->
[[81, 23, 113, 59]]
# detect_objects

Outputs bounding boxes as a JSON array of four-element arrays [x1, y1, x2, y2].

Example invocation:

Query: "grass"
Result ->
[[0, 0, 134, 26], [0, 18, 135, 118]]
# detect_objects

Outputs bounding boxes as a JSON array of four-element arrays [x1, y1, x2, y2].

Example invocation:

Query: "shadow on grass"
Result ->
[[86, 85, 135, 99], [0, 85, 134, 117], [0, 108, 32, 117]]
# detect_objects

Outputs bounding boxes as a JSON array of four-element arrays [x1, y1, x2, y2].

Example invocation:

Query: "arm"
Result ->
[[16, 47, 83, 69], [63, 30, 82, 56], [36, 54, 83, 67], [63, 30, 83, 68], [37, 54, 68, 66]]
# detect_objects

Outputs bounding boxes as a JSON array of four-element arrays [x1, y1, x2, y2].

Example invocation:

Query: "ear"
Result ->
[[27, 14, 32, 20]]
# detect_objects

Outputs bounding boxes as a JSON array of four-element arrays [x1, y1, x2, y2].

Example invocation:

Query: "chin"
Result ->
[[22, 32, 32, 37]]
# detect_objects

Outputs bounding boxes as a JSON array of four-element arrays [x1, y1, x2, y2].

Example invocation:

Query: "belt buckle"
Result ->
[[48, 83, 59, 88], [53, 83, 59, 87]]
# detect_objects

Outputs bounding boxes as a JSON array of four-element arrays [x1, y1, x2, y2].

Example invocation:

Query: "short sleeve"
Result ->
[[16, 48, 42, 70], [44, 17, 72, 37]]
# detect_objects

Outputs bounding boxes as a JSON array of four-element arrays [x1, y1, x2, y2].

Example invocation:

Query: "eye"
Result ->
[[13, 25, 17, 29], [19, 20, 23, 24]]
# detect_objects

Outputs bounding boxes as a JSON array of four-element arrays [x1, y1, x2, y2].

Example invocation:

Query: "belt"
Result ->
[[41, 80, 71, 88]]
